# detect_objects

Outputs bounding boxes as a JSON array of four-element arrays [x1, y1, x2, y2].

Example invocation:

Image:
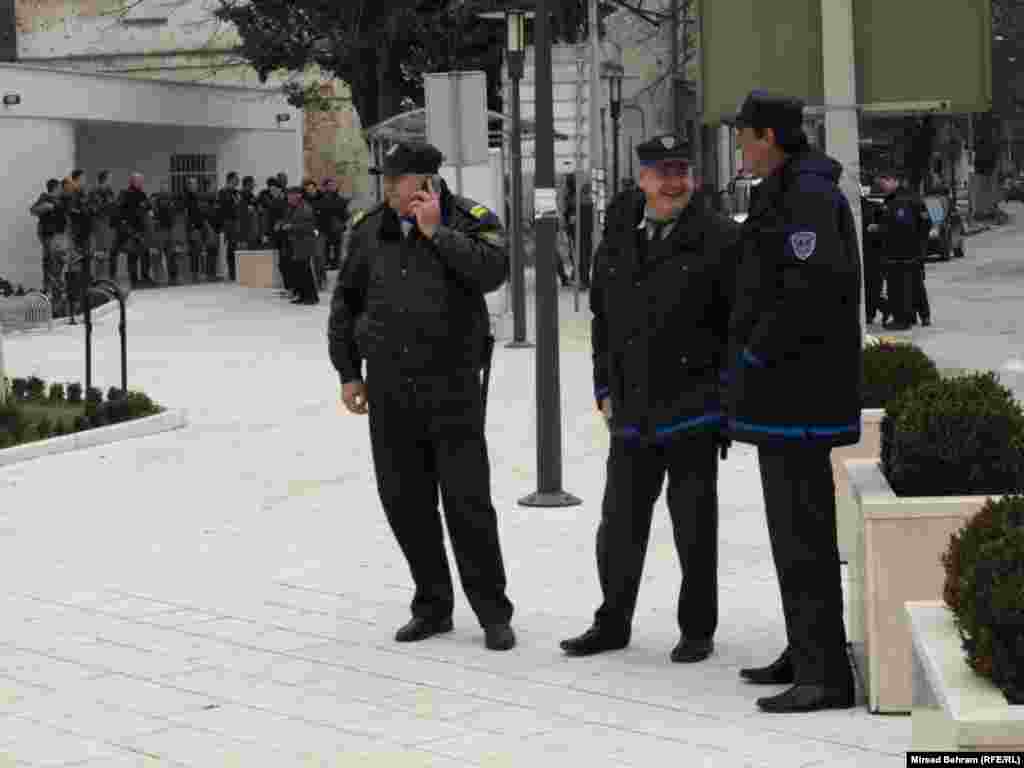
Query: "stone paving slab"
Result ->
[[0, 281, 917, 766]]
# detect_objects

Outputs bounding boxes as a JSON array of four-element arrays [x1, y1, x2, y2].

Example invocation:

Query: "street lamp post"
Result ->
[[602, 62, 624, 196], [519, 0, 580, 509], [480, 5, 533, 348], [502, 10, 532, 349]]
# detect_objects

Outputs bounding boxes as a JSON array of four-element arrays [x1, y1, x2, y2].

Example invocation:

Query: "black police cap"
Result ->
[[635, 133, 691, 164], [731, 90, 805, 133], [369, 142, 444, 176]]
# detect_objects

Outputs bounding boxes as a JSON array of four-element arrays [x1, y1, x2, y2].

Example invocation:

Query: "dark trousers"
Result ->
[[366, 368, 514, 628], [224, 233, 238, 282], [883, 262, 916, 324], [110, 232, 149, 283], [864, 253, 884, 321], [325, 235, 343, 267], [291, 241, 319, 301], [594, 431, 719, 639], [912, 263, 930, 322], [275, 235, 293, 292], [757, 444, 851, 685]]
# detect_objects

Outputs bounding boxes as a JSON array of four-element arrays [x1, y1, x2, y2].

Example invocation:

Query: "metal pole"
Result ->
[[612, 91, 621, 195], [519, 0, 580, 509], [84, 281, 92, 396], [507, 47, 532, 349], [670, 0, 680, 134], [574, 47, 585, 312], [588, 0, 604, 280]]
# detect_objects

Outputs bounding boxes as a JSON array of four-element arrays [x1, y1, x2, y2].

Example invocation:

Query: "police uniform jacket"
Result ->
[[30, 193, 66, 239], [877, 189, 929, 264], [283, 201, 318, 263], [115, 188, 150, 236], [316, 192, 350, 238], [216, 187, 242, 236], [328, 187, 506, 383], [725, 148, 862, 448], [591, 189, 738, 442]]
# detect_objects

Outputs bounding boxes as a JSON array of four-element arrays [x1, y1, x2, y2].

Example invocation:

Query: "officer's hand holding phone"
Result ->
[[410, 176, 442, 238]]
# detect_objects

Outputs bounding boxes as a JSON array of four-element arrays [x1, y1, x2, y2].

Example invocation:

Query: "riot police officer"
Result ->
[[327, 141, 516, 651], [873, 171, 931, 330], [728, 91, 860, 713], [560, 134, 738, 663]]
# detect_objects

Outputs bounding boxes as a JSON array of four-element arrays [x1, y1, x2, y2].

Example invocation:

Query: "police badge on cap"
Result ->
[[636, 133, 692, 165], [370, 142, 445, 176]]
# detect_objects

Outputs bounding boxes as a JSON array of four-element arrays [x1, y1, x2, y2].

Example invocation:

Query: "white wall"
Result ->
[[0, 64, 301, 132], [77, 124, 302, 193], [0, 118, 76, 290]]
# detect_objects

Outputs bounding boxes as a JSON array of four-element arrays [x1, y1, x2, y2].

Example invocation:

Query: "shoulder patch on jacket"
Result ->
[[350, 204, 384, 230], [470, 204, 489, 219]]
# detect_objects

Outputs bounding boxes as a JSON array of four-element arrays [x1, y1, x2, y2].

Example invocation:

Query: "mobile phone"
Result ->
[[422, 175, 443, 194]]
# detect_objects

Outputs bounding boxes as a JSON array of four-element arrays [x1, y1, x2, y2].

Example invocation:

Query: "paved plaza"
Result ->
[[8, 206, 1024, 766]]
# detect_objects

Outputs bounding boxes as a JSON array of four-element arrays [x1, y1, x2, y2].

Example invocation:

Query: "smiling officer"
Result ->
[[560, 133, 738, 663]]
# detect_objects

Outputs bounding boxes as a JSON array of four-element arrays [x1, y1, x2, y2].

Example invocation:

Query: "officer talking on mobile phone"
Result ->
[[327, 141, 517, 651]]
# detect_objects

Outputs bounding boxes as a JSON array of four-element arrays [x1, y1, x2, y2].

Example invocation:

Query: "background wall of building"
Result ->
[[12, 0, 370, 197], [1, 117, 76, 289]]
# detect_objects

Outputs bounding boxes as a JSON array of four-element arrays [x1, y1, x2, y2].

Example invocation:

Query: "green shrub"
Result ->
[[52, 418, 67, 437], [0, 430, 12, 449], [26, 376, 46, 401], [881, 372, 1024, 497], [47, 382, 65, 403], [861, 342, 942, 410], [74, 414, 91, 432], [125, 391, 158, 419], [10, 378, 28, 400], [943, 497, 1024, 700], [106, 387, 125, 403], [35, 415, 53, 439], [67, 383, 83, 404]]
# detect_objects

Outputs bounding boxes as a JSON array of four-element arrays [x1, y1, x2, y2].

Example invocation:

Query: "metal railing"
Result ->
[[0, 291, 53, 333]]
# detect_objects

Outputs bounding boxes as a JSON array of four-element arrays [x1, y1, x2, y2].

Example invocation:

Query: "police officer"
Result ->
[[216, 172, 242, 282], [281, 186, 320, 305], [727, 91, 860, 713], [873, 171, 931, 330], [560, 134, 738, 663], [327, 141, 516, 651], [860, 192, 886, 325]]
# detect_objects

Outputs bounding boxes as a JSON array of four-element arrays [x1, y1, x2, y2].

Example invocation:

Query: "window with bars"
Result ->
[[169, 154, 218, 195]]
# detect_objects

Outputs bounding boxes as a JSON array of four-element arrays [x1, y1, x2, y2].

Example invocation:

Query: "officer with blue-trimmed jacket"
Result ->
[[727, 91, 861, 713], [560, 134, 739, 663]]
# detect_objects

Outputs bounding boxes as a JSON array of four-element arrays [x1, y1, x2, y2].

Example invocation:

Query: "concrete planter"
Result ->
[[907, 601, 1024, 751], [0, 408, 187, 467], [833, 408, 883, 649], [843, 458, 1000, 713], [236, 249, 281, 290]]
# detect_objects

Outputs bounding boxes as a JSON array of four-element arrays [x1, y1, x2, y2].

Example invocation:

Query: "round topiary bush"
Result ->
[[942, 496, 1024, 702], [26, 376, 46, 401], [881, 372, 1024, 497], [10, 378, 28, 401], [861, 341, 942, 410], [48, 382, 65, 403], [35, 415, 53, 439], [67, 383, 83, 404]]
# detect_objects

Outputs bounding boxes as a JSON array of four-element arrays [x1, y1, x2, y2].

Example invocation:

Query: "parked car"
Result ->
[[922, 194, 966, 261]]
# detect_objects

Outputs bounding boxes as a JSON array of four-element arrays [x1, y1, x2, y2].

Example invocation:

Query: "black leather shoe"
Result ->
[[741, 648, 795, 685], [921, 317, 931, 327], [394, 617, 453, 643], [484, 623, 516, 651], [670, 636, 714, 663], [559, 626, 629, 656], [756, 683, 855, 713]]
